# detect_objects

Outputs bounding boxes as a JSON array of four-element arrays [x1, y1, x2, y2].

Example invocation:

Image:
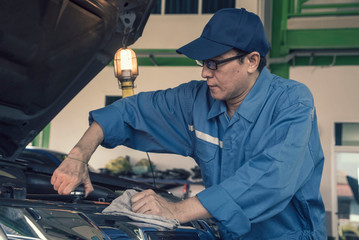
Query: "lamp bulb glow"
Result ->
[[120, 49, 133, 71]]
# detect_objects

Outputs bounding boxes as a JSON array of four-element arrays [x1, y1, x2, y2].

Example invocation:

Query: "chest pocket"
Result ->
[[195, 138, 218, 162], [194, 138, 218, 187]]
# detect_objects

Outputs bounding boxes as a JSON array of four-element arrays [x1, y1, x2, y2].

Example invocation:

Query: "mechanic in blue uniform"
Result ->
[[51, 8, 327, 239]]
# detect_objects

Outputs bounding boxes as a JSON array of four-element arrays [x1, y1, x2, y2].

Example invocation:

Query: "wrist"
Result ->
[[175, 196, 212, 223], [66, 155, 88, 165], [172, 200, 193, 223]]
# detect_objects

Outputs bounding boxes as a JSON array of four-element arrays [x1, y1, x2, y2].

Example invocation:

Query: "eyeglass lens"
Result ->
[[196, 54, 246, 70], [204, 60, 217, 70]]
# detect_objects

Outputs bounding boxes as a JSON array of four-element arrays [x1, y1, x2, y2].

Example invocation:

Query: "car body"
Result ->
[[20, 146, 98, 172], [0, 0, 219, 239]]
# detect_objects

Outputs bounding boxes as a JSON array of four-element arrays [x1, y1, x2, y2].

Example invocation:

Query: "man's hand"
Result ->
[[131, 189, 177, 220], [51, 158, 94, 197], [131, 189, 212, 223]]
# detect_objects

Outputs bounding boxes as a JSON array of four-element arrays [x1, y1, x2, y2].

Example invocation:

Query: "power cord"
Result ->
[[146, 152, 156, 188]]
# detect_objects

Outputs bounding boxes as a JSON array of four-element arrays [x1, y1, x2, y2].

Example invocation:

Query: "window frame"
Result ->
[[151, 0, 236, 15]]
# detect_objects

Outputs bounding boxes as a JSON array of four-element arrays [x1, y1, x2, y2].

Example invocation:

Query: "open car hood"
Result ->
[[0, 0, 154, 162]]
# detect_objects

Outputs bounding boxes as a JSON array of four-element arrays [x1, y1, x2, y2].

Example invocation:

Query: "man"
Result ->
[[51, 8, 326, 239]]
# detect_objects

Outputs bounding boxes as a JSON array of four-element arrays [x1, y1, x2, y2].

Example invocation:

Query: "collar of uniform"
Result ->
[[208, 98, 227, 120], [236, 67, 273, 122]]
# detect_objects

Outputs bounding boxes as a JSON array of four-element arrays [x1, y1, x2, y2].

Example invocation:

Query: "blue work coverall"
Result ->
[[89, 67, 326, 239]]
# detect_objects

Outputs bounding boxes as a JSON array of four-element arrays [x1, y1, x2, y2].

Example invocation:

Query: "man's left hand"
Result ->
[[131, 189, 178, 220]]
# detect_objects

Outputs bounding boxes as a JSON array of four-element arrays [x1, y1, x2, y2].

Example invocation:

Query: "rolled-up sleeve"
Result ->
[[89, 81, 202, 156]]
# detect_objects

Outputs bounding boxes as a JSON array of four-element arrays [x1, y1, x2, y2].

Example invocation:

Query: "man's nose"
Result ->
[[201, 65, 213, 79]]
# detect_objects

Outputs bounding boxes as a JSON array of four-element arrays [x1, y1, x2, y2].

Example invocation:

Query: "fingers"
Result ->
[[59, 182, 78, 195], [52, 173, 93, 196], [131, 189, 155, 203], [50, 160, 92, 196], [50, 169, 58, 185], [130, 189, 176, 219], [83, 179, 94, 197], [131, 190, 155, 214], [52, 172, 79, 195], [133, 201, 152, 214]]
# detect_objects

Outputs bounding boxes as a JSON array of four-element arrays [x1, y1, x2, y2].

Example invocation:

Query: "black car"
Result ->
[[0, 1, 219, 239]]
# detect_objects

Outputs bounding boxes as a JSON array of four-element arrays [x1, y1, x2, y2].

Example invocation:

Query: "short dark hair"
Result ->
[[234, 49, 266, 72]]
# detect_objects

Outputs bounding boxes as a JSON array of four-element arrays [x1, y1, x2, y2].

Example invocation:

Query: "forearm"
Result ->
[[174, 196, 212, 223], [68, 121, 104, 162], [51, 121, 103, 196]]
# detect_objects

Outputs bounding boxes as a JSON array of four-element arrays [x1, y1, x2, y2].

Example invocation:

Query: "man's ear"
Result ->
[[247, 51, 260, 73]]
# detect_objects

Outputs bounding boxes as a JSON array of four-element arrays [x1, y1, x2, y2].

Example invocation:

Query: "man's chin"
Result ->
[[210, 92, 225, 101]]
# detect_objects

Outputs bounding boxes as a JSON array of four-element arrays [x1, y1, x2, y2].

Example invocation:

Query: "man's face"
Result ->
[[201, 49, 257, 103]]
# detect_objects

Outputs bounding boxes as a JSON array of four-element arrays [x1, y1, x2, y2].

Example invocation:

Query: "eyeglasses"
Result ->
[[196, 54, 247, 70]]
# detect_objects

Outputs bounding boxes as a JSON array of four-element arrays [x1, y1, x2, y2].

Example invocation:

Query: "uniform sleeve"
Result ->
[[89, 82, 200, 156], [197, 92, 317, 238]]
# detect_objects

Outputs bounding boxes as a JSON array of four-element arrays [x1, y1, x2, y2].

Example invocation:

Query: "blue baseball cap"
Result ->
[[176, 8, 270, 60]]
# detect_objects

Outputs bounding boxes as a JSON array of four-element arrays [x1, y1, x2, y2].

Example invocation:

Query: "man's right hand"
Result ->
[[50, 121, 104, 197], [51, 158, 94, 197]]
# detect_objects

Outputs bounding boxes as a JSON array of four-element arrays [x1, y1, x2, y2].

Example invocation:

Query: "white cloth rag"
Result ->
[[102, 189, 180, 229]]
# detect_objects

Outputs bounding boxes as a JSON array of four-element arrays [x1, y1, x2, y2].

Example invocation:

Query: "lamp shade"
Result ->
[[114, 48, 138, 79]]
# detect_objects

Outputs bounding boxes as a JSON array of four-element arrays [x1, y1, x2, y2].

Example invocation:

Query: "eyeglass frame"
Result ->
[[195, 53, 247, 70]]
